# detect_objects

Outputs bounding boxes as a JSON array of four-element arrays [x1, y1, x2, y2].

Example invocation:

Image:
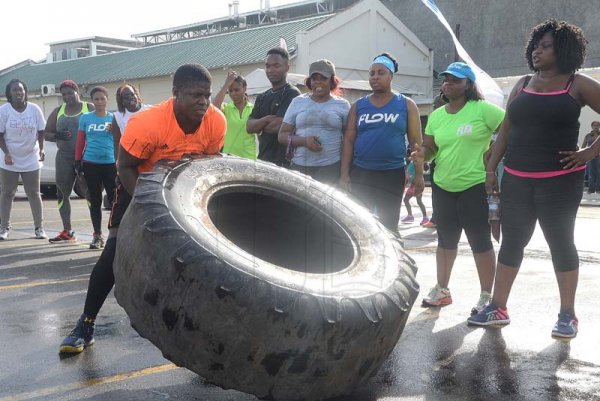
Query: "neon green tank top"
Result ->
[[57, 102, 90, 119]]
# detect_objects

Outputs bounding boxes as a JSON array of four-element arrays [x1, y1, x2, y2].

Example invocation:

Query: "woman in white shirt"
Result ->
[[0, 79, 47, 240], [111, 83, 148, 159]]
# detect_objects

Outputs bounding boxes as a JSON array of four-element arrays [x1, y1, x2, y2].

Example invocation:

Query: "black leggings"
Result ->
[[350, 165, 405, 233], [82, 183, 132, 318], [498, 170, 583, 272], [84, 237, 116, 318], [432, 182, 492, 253], [83, 162, 117, 234]]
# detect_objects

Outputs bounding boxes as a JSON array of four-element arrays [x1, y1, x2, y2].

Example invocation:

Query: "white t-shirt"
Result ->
[[0, 102, 46, 172], [114, 104, 150, 132]]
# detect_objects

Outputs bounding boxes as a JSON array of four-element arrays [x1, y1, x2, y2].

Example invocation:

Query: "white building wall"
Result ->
[[295, 0, 433, 110]]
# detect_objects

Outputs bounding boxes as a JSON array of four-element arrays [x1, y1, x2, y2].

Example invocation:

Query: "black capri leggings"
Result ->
[[498, 170, 583, 272], [432, 182, 492, 253], [83, 162, 117, 235], [350, 165, 405, 233]]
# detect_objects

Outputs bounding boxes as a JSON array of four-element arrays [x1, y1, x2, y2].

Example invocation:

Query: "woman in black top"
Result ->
[[468, 20, 600, 339]]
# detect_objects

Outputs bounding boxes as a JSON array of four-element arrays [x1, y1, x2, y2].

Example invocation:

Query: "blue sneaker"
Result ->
[[59, 315, 95, 354], [551, 313, 578, 339], [467, 303, 510, 326]]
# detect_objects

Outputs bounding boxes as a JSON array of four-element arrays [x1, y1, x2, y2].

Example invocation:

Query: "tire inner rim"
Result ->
[[207, 185, 355, 274]]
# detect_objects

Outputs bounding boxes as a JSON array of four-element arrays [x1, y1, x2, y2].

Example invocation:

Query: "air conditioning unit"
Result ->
[[41, 84, 56, 96]]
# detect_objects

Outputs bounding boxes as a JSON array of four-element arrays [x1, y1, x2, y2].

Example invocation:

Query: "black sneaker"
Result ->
[[59, 315, 95, 354]]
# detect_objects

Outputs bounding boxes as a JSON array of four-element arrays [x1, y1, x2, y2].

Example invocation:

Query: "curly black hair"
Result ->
[[525, 19, 587, 73], [5, 78, 28, 103]]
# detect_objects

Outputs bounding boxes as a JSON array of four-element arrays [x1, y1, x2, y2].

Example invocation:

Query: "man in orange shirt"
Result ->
[[59, 64, 226, 354]]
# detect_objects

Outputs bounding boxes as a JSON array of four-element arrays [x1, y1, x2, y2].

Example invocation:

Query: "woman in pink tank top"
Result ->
[[468, 19, 600, 339]]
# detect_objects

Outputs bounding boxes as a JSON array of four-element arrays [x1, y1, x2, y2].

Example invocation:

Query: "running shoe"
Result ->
[[551, 312, 578, 339], [467, 303, 510, 326], [89, 233, 105, 250], [420, 217, 430, 226], [49, 230, 76, 244], [0, 227, 8, 240], [59, 315, 95, 354], [401, 215, 415, 224], [34, 227, 48, 239], [421, 220, 437, 229], [422, 284, 452, 307], [471, 291, 492, 316]]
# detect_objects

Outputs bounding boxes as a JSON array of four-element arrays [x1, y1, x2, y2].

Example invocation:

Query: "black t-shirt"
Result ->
[[249, 83, 301, 164]]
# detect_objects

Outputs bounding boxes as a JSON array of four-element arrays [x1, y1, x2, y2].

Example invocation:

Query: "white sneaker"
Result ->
[[0, 227, 8, 240], [34, 227, 48, 239], [471, 291, 492, 316], [422, 284, 453, 307]]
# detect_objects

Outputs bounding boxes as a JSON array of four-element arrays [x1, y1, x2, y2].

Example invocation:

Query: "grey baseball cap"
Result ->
[[309, 59, 336, 79]]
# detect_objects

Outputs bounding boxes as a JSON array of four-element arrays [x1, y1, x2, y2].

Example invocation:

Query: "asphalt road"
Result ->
[[1, 189, 599, 401]]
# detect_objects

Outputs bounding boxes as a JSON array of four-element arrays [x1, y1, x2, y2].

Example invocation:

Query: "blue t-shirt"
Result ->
[[78, 112, 115, 164], [354, 94, 407, 170]]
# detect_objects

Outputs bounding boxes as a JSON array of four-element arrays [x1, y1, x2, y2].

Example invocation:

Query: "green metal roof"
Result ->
[[0, 15, 330, 91]]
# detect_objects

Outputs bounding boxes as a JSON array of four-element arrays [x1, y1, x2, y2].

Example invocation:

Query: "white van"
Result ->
[[0, 141, 87, 198], [38, 141, 87, 198]]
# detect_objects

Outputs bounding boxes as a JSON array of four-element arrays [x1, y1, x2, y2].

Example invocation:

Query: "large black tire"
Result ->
[[114, 156, 419, 401]]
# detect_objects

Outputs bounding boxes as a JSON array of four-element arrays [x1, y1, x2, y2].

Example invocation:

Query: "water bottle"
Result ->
[[488, 195, 500, 221]]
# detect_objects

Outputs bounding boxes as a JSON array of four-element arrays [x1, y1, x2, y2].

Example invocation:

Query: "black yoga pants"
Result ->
[[498, 170, 583, 272]]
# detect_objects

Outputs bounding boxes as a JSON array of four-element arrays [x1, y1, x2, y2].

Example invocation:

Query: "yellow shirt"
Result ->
[[221, 101, 257, 159]]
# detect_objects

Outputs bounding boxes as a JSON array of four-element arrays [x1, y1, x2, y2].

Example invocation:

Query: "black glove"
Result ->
[[74, 160, 83, 175], [56, 130, 72, 140]]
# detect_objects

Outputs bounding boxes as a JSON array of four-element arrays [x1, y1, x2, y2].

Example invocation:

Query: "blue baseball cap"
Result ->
[[440, 62, 476, 82]]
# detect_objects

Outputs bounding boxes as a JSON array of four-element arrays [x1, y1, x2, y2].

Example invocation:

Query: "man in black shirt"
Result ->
[[247, 47, 301, 166]]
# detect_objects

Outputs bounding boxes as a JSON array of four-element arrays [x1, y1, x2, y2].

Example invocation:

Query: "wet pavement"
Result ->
[[1, 188, 599, 401]]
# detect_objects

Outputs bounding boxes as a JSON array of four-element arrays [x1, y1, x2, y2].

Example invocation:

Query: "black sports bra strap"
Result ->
[[564, 74, 575, 90], [522, 75, 532, 89]]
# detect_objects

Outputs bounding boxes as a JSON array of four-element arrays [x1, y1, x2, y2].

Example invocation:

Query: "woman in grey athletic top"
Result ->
[[43, 80, 94, 243]]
